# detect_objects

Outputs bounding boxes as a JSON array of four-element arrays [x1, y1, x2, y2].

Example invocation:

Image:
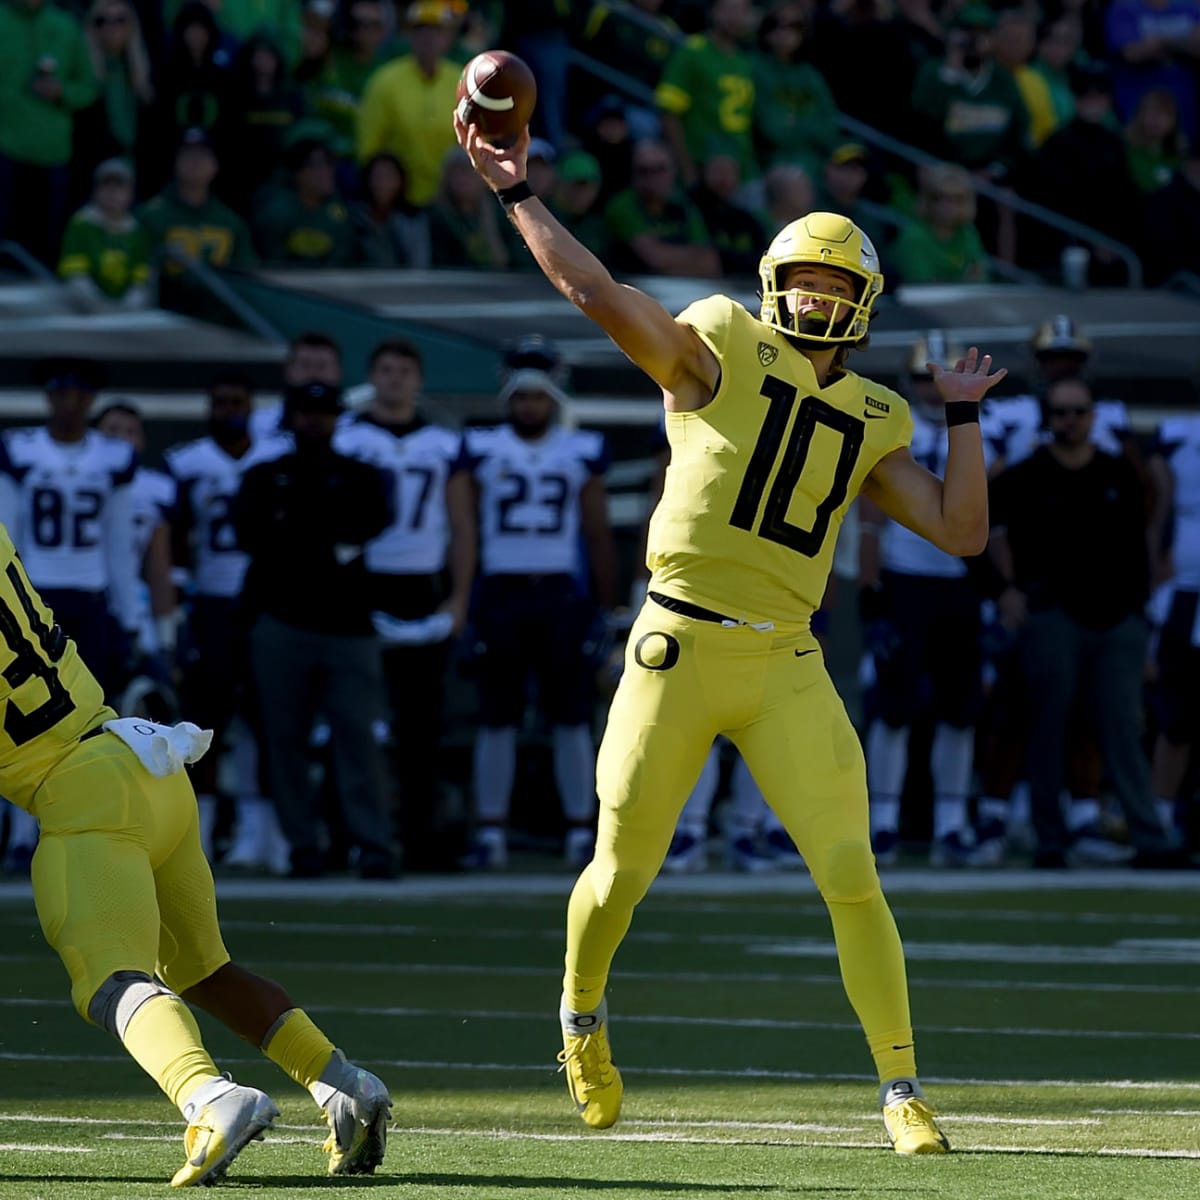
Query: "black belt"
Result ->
[[649, 590, 734, 624]]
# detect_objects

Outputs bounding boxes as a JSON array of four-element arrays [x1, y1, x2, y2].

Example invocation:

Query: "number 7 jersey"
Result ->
[[648, 294, 913, 623]]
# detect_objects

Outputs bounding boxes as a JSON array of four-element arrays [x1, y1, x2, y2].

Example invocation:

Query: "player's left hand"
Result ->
[[928, 346, 1007, 405], [454, 114, 530, 192]]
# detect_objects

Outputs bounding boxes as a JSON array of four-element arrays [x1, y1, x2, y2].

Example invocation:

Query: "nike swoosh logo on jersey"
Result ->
[[794, 648, 817, 658], [864, 411, 887, 420]]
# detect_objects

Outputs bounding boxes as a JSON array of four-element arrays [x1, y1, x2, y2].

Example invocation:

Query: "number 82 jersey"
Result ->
[[648, 294, 912, 624]]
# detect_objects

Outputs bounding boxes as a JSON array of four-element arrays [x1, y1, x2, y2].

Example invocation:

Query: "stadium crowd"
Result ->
[[0, 0, 1198, 296], [0, 0, 1198, 878]]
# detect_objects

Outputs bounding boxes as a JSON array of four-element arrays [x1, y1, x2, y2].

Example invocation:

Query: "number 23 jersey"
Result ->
[[648, 294, 912, 623]]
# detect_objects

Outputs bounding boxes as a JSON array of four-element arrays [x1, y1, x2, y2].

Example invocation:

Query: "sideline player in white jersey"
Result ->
[[94, 399, 180, 701], [249, 331, 344, 443], [858, 334, 1000, 868], [987, 316, 1133, 469], [459, 348, 617, 869], [0, 357, 140, 698], [334, 337, 477, 872], [166, 371, 291, 868], [1147, 413, 1200, 852]]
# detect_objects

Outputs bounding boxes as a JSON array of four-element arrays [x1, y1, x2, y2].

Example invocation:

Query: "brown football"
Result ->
[[455, 50, 537, 146]]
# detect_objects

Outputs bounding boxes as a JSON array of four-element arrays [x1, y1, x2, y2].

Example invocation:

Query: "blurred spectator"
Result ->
[[1123, 86, 1186, 193], [1147, 409, 1200, 853], [499, 0, 573, 149], [74, 0, 155, 198], [210, 0, 304, 68], [751, 4, 840, 180], [580, 94, 635, 207], [987, 375, 1182, 869], [911, 6, 1032, 187], [551, 149, 607, 257], [0, 0, 97, 265], [603, 137, 720, 277], [146, 2, 233, 193], [859, 332, 993, 867], [761, 161, 815, 233], [1140, 144, 1200, 286], [58, 158, 151, 312], [249, 328, 343, 441], [689, 140, 767, 277], [1025, 10, 1086, 145], [233, 380, 396, 880], [815, 143, 888, 258], [526, 137, 559, 201], [350, 152, 433, 267], [993, 3, 1056, 148], [428, 146, 510, 269], [889, 163, 991, 285], [218, 35, 305, 212], [577, 0, 677, 135], [301, 0, 395, 155], [253, 133, 355, 267], [0, 356, 139, 700], [138, 128, 256, 312], [1105, 0, 1200, 145], [460, 355, 616, 870], [655, 0, 757, 187], [1022, 63, 1142, 280], [357, 0, 461, 209], [335, 337, 477, 872], [892, 0, 950, 83], [166, 370, 288, 868]]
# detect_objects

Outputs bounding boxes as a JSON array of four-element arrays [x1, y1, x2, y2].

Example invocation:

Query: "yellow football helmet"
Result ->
[[758, 212, 884, 346]]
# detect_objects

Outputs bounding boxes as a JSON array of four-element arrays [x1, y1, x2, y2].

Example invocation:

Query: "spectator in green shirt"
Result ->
[[350, 152, 432, 267], [603, 137, 720, 278], [751, 4, 840, 180], [551, 149, 607, 259], [253, 134, 356, 266], [655, 0, 758, 187], [1123, 87, 1185, 194], [689, 139, 766, 277], [58, 157, 151, 311], [0, 0, 98, 264], [138, 128, 256, 316], [428, 145, 510, 269], [888, 163, 991, 285]]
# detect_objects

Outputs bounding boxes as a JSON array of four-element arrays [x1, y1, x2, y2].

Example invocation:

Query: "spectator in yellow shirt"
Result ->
[[356, 0, 462, 208]]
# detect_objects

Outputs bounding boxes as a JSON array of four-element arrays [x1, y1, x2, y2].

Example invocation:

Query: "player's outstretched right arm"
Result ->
[[454, 118, 717, 407]]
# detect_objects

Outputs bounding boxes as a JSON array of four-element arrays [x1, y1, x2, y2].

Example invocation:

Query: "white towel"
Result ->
[[371, 610, 454, 647], [100, 717, 214, 778]]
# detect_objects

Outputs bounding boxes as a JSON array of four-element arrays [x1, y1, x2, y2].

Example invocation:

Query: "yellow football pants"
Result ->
[[565, 599, 916, 1082], [29, 734, 231, 1018]]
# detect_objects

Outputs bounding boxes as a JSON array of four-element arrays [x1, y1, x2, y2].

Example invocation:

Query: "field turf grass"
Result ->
[[1, 869, 1197, 1199]]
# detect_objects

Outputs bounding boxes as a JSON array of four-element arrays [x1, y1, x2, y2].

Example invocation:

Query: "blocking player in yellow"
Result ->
[[0, 525, 391, 1186], [455, 115, 1008, 1154]]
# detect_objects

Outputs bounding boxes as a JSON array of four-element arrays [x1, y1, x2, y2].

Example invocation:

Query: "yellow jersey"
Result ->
[[647, 294, 913, 624], [0, 526, 113, 811]]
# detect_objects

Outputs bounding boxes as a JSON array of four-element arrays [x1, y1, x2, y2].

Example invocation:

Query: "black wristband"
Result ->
[[944, 401, 980, 427], [496, 180, 533, 212]]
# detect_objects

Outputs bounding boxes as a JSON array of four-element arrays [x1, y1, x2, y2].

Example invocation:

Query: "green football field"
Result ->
[[1, 869, 1197, 1199]]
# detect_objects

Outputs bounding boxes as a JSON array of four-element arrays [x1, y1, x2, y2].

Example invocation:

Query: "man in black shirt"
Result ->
[[233, 381, 396, 878], [987, 377, 1182, 868]]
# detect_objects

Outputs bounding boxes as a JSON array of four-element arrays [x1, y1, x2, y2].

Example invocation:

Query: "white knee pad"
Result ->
[[87, 970, 175, 1039]]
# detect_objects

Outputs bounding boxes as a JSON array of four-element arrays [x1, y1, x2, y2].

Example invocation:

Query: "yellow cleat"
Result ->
[[883, 1096, 950, 1155], [320, 1056, 392, 1176], [557, 1022, 623, 1129], [170, 1081, 279, 1187]]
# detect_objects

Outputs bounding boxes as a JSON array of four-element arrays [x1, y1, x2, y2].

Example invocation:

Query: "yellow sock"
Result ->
[[261, 1008, 336, 1091], [122, 995, 221, 1113], [826, 891, 919, 1085]]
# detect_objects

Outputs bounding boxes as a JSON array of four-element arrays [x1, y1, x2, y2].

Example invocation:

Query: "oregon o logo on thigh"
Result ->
[[633, 631, 680, 672]]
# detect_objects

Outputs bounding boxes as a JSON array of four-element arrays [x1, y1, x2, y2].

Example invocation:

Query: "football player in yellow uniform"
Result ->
[[454, 116, 1006, 1154], [0, 525, 391, 1186]]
